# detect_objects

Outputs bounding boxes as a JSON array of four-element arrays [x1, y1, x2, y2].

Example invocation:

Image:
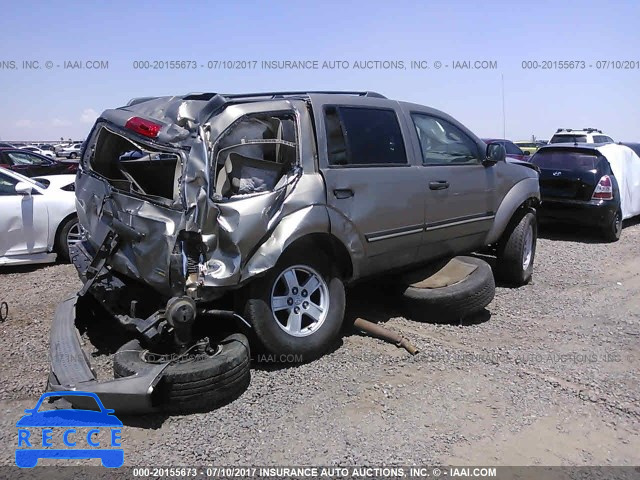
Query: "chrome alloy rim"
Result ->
[[270, 265, 329, 337]]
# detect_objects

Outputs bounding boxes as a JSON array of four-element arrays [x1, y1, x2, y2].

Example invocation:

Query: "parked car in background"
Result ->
[[530, 143, 640, 241], [0, 142, 16, 148], [21, 145, 56, 159], [514, 141, 540, 155], [0, 148, 77, 177], [38, 144, 56, 153], [58, 143, 82, 159], [549, 128, 614, 144], [0, 167, 79, 265], [482, 138, 529, 161]]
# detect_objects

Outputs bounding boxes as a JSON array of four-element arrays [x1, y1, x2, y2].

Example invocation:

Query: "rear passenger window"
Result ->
[[412, 114, 480, 165], [324, 106, 407, 166], [505, 142, 524, 155]]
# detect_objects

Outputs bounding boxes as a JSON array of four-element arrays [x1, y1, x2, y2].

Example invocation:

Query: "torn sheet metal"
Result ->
[[75, 96, 343, 303]]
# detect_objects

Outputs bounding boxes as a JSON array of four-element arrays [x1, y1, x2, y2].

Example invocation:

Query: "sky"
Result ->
[[0, 0, 638, 142]]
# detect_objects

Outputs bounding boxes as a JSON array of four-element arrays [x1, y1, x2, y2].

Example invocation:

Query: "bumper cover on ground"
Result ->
[[48, 295, 170, 414]]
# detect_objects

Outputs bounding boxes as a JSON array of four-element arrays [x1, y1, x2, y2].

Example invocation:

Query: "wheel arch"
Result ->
[[240, 205, 357, 283], [52, 212, 78, 253], [281, 233, 354, 281], [485, 177, 540, 245]]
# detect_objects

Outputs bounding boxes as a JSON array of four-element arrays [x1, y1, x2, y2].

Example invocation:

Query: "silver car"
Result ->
[[62, 91, 540, 367]]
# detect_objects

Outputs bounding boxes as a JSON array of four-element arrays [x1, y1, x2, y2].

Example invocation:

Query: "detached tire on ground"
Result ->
[[113, 333, 251, 413], [495, 209, 537, 286], [400, 256, 495, 321], [242, 248, 346, 362]]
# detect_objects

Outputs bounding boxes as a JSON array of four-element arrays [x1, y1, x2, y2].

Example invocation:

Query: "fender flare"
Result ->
[[485, 177, 540, 245]]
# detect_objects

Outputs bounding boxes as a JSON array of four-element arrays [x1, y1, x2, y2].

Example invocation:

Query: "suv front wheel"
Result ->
[[495, 209, 537, 286], [242, 248, 346, 361]]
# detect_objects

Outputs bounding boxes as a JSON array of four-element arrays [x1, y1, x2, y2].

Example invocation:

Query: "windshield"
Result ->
[[531, 150, 600, 171], [549, 134, 588, 144]]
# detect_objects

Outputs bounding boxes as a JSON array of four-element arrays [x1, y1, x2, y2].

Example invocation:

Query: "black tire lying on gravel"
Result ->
[[399, 256, 495, 321], [114, 333, 251, 413]]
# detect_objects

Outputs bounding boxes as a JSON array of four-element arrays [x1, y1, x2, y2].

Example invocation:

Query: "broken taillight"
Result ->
[[125, 117, 161, 138], [592, 175, 613, 200]]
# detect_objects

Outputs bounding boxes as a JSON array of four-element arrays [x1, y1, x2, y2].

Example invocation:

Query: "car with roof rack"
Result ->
[[49, 90, 540, 412], [549, 128, 614, 144]]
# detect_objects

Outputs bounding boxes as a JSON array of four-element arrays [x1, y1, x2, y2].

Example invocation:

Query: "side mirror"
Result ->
[[15, 182, 33, 195], [523, 150, 531, 156], [485, 142, 506, 165]]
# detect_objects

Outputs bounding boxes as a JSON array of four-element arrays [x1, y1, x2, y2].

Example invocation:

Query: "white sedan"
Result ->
[[0, 167, 80, 266], [21, 145, 57, 159]]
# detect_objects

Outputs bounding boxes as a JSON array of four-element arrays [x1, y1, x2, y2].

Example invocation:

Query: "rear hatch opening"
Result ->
[[88, 126, 183, 204]]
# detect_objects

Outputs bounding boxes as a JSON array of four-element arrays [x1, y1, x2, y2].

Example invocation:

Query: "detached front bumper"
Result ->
[[48, 295, 170, 414]]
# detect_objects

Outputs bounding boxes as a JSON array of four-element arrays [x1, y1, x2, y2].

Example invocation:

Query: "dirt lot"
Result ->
[[0, 223, 639, 467]]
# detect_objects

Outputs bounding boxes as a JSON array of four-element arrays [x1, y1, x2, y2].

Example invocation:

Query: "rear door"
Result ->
[[531, 149, 604, 200], [407, 112, 497, 261], [312, 97, 424, 275]]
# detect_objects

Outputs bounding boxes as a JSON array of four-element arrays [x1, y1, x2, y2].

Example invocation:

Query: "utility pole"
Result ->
[[501, 74, 506, 138]]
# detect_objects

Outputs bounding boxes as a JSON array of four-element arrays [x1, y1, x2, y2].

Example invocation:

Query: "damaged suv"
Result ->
[[50, 91, 539, 411]]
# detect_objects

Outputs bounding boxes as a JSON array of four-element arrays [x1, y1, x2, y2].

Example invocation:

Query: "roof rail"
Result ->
[[220, 91, 387, 99]]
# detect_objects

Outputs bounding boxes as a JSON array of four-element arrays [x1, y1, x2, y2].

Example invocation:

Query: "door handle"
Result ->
[[333, 188, 354, 199], [429, 181, 450, 190]]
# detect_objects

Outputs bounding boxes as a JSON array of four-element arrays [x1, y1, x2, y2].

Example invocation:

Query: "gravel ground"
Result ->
[[0, 222, 639, 467]]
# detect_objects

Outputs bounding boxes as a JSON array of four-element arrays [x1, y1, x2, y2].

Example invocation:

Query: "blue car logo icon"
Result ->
[[16, 391, 123, 468]]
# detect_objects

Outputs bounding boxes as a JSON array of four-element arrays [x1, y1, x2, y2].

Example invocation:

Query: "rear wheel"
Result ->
[[495, 210, 537, 286], [55, 216, 81, 261], [69, 152, 78, 159], [242, 249, 345, 361], [602, 209, 622, 242]]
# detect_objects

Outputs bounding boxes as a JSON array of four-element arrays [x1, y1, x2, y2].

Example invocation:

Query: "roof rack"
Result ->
[[220, 91, 387, 99], [555, 127, 603, 134]]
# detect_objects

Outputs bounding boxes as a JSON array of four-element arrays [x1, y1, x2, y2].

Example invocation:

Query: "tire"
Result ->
[[602, 208, 622, 242], [495, 209, 537, 286], [113, 333, 251, 413], [70, 152, 77, 159], [400, 256, 495, 321], [55, 216, 80, 262], [242, 248, 346, 361]]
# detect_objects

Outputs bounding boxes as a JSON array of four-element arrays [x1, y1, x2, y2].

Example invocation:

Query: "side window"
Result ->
[[7, 151, 48, 166], [325, 106, 407, 166], [412, 114, 480, 165], [0, 172, 18, 195], [212, 111, 298, 198], [505, 142, 524, 155]]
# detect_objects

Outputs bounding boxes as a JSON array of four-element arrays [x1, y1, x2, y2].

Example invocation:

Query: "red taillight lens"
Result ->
[[125, 117, 161, 138], [592, 175, 613, 200]]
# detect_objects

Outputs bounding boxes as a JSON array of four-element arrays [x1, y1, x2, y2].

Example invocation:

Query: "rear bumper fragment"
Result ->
[[48, 295, 170, 414]]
